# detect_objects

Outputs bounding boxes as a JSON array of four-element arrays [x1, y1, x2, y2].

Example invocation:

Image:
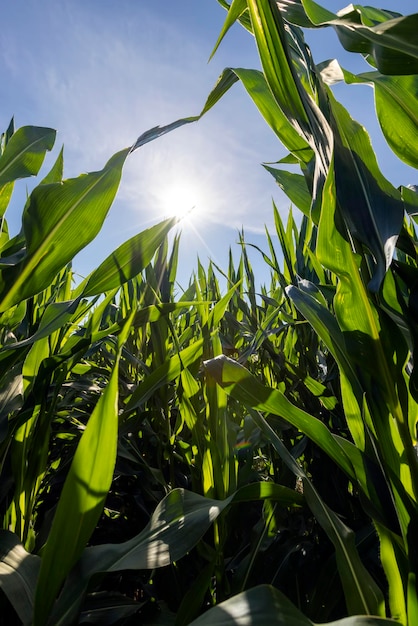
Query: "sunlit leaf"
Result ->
[[0, 126, 55, 186], [0, 530, 40, 626]]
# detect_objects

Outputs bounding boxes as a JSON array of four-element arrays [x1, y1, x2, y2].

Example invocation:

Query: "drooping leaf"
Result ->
[[0, 530, 40, 626], [320, 60, 418, 171], [203, 354, 354, 479], [0, 126, 55, 186], [188, 584, 395, 626], [0, 149, 129, 311], [280, 0, 418, 75], [49, 484, 302, 625], [264, 166, 312, 216]]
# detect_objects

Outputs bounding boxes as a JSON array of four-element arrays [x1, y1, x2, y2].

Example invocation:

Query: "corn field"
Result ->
[[1, 1, 418, 624]]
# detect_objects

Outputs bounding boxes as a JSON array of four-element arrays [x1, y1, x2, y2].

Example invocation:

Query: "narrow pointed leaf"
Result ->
[[203, 355, 354, 479], [264, 166, 312, 216], [40, 146, 64, 184], [33, 311, 136, 625], [210, 0, 247, 60], [79, 217, 177, 297]]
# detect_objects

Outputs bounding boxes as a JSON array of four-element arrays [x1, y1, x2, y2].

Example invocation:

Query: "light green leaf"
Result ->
[[1, 298, 82, 350], [79, 217, 177, 297], [0, 126, 55, 186], [0, 149, 129, 311], [232, 68, 313, 163], [247, 0, 309, 125], [40, 146, 64, 184], [210, 0, 247, 60], [33, 310, 136, 625]]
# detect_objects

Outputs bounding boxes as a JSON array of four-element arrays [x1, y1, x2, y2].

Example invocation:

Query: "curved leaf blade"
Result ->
[[79, 217, 177, 297], [0, 530, 40, 626], [0, 126, 55, 186], [188, 584, 395, 626], [203, 354, 354, 479]]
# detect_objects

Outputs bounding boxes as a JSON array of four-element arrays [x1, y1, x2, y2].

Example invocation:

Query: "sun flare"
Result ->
[[159, 181, 201, 221]]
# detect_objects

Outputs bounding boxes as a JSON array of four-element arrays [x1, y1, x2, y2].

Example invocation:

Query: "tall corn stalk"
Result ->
[[200, 1, 418, 624]]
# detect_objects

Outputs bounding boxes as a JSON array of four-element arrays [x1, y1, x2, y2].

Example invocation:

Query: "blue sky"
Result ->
[[1, 0, 417, 290]]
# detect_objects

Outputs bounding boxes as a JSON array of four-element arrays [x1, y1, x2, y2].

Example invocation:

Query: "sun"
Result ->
[[159, 181, 201, 221]]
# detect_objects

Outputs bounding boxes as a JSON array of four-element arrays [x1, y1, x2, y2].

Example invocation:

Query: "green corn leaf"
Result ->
[[49, 484, 302, 625], [1, 298, 82, 351], [0, 181, 14, 223], [216, 0, 253, 32], [303, 479, 385, 616], [0, 149, 129, 311], [78, 217, 177, 297], [131, 117, 198, 150], [316, 155, 418, 499], [232, 68, 313, 163], [33, 309, 136, 625], [124, 338, 204, 412], [40, 146, 64, 184], [264, 166, 312, 216], [188, 584, 395, 626], [247, 0, 309, 126], [0, 126, 55, 186], [328, 89, 404, 292], [321, 60, 418, 171], [282, 0, 418, 75], [286, 284, 366, 449], [210, 0, 248, 60], [377, 523, 407, 622], [0, 530, 40, 626], [197, 68, 312, 164], [203, 354, 354, 480], [247, 407, 385, 617], [0, 365, 23, 442]]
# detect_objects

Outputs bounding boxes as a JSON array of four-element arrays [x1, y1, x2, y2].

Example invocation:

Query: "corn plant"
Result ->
[[0, 118, 208, 624], [198, 1, 418, 625], [2, 1, 418, 625], [0, 118, 307, 624]]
